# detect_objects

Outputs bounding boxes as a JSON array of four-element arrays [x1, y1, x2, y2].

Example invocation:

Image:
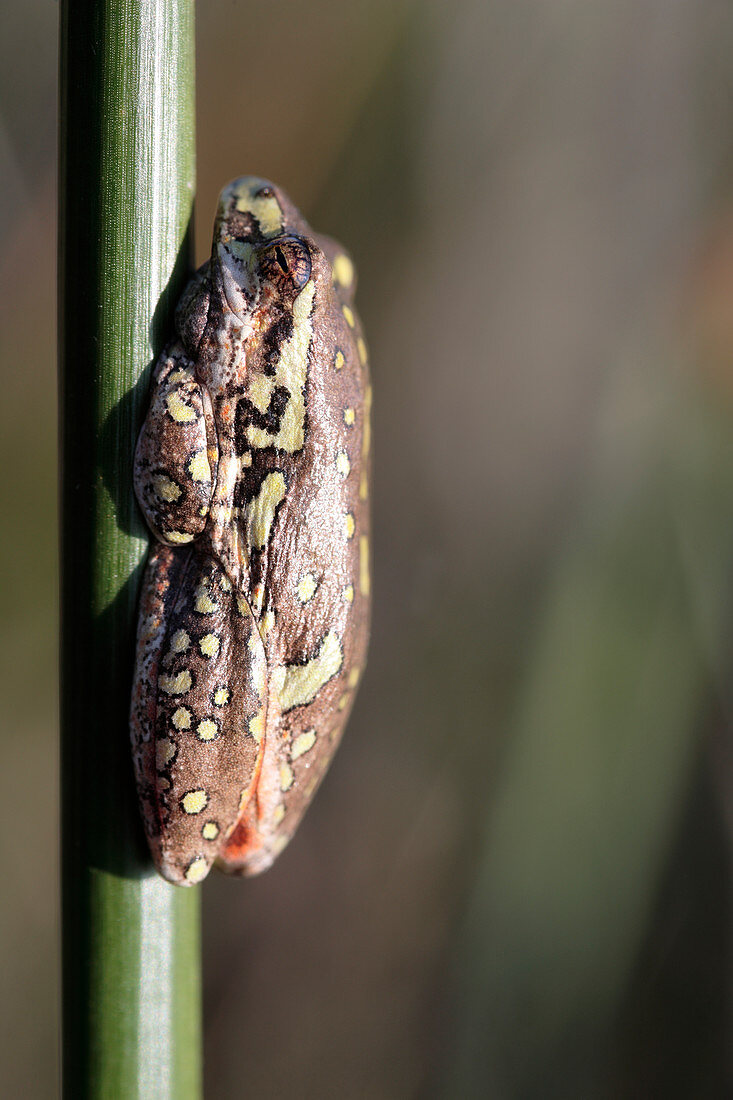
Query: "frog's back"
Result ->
[[215, 182, 372, 873]]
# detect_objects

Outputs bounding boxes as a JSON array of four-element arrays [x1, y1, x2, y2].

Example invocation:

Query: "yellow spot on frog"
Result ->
[[273, 803, 286, 826], [168, 368, 192, 385], [202, 821, 219, 841], [334, 350, 345, 371], [357, 337, 368, 366], [344, 407, 355, 426], [170, 630, 190, 654], [344, 513, 355, 539], [359, 536, 370, 597], [342, 304, 355, 328], [279, 630, 343, 712], [172, 707, 192, 730], [165, 531, 194, 544], [153, 474, 182, 503], [213, 686, 230, 707], [363, 384, 372, 450], [360, 383, 372, 502], [348, 668, 361, 689], [197, 718, 219, 742], [335, 451, 351, 478], [160, 669, 192, 695], [343, 584, 354, 603], [220, 575, 232, 592], [195, 585, 218, 614], [337, 693, 350, 711], [332, 253, 354, 288], [231, 181, 284, 238], [246, 281, 316, 452], [249, 707, 266, 743], [188, 450, 211, 482], [280, 763, 294, 792], [246, 471, 287, 550], [296, 574, 317, 604], [291, 729, 317, 760], [165, 391, 197, 423], [185, 857, 208, 884], [199, 633, 221, 658], [181, 790, 208, 815]]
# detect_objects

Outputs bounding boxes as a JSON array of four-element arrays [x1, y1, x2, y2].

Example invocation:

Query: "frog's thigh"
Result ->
[[134, 356, 217, 543], [151, 557, 267, 886]]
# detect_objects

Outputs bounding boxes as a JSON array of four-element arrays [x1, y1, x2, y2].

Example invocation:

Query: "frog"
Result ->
[[130, 178, 371, 886]]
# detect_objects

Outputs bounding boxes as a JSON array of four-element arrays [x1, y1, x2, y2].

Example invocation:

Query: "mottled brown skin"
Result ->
[[130, 178, 371, 885]]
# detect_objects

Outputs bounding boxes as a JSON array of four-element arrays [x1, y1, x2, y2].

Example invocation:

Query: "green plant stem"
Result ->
[[59, 2, 200, 1096]]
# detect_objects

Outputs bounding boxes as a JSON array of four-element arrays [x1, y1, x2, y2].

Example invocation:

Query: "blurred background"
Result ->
[[6, 0, 733, 1095]]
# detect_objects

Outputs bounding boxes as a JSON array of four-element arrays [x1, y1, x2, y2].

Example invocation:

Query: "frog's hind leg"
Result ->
[[149, 555, 268, 886], [130, 542, 193, 853]]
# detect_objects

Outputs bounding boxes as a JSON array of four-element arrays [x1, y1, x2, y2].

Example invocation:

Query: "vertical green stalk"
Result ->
[[59, 2, 200, 1097]]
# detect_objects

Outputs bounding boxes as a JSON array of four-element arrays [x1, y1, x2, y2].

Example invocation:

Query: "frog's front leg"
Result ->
[[134, 346, 219, 545]]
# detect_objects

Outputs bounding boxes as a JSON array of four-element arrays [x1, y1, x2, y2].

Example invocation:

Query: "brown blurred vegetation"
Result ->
[[6, 1, 733, 1096]]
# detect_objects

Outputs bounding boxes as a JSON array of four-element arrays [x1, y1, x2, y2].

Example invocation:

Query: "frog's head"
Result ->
[[200, 178, 347, 392], [212, 177, 319, 322]]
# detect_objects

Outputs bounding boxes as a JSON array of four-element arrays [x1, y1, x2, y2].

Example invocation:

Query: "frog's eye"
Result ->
[[258, 236, 312, 295]]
